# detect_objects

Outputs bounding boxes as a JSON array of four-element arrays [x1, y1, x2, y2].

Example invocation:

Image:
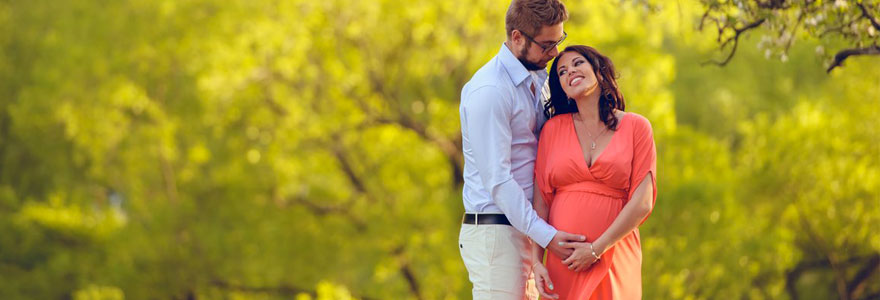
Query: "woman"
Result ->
[[530, 45, 657, 299]]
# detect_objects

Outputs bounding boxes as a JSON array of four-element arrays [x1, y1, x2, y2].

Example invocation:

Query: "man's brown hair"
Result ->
[[505, 0, 569, 39]]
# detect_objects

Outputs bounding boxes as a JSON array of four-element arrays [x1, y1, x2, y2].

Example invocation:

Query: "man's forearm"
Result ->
[[488, 180, 556, 247]]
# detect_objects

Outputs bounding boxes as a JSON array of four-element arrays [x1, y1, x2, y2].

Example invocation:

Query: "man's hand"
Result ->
[[546, 230, 585, 260], [533, 262, 559, 299]]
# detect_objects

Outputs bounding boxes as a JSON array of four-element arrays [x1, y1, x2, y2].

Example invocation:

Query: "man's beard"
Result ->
[[518, 42, 546, 71]]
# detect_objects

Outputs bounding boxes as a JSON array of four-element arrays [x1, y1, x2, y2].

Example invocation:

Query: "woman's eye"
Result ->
[[574, 60, 583, 66], [559, 70, 567, 76]]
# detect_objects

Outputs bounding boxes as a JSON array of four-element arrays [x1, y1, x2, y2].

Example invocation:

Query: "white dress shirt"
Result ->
[[459, 43, 556, 247]]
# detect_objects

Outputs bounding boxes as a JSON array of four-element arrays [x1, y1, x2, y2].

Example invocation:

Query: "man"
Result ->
[[458, 0, 584, 299]]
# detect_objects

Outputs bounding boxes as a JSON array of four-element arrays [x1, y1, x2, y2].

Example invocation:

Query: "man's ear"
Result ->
[[510, 30, 524, 47]]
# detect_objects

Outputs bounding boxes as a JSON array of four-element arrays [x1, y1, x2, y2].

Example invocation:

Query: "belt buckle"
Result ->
[[475, 213, 479, 225]]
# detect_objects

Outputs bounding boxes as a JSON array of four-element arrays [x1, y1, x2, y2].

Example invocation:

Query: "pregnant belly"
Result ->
[[548, 191, 624, 241]]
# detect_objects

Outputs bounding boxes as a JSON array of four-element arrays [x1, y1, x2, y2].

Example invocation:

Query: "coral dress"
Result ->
[[535, 112, 657, 299]]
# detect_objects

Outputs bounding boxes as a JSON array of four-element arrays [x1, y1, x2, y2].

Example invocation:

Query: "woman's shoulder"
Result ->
[[623, 111, 652, 130], [622, 112, 654, 142]]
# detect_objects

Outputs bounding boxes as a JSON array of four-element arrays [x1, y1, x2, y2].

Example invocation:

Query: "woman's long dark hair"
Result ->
[[545, 45, 625, 130]]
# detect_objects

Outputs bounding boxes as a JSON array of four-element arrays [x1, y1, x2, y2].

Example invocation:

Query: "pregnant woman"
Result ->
[[530, 45, 657, 299]]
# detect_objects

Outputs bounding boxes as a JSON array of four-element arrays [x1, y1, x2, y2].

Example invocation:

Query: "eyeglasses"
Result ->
[[519, 30, 567, 54]]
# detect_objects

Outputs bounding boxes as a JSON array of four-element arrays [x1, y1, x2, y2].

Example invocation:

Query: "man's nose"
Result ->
[[547, 46, 560, 57]]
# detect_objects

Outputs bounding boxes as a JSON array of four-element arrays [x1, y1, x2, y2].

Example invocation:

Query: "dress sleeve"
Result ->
[[628, 114, 657, 224], [535, 117, 556, 207]]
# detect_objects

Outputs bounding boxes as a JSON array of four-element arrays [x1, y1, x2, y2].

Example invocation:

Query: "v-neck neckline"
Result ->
[[570, 112, 628, 169]]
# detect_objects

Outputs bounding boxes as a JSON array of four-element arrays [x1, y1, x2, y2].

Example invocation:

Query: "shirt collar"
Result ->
[[530, 69, 548, 86], [498, 43, 533, 87]]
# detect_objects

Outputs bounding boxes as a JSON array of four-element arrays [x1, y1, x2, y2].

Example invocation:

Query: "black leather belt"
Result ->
[[462, 213, 511, 225]]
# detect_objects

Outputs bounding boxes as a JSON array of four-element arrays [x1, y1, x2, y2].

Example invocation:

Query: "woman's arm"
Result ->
[[591, 174, 653, 255]]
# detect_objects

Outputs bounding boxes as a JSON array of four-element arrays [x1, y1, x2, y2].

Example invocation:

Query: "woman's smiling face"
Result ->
[[555, 51, 598, 99]]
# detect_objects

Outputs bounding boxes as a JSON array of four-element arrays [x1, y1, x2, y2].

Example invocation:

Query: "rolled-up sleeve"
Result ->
[[461, 85, 557, 247]]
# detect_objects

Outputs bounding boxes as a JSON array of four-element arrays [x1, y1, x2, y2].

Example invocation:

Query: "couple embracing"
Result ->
[[458, 0, 657, 299]]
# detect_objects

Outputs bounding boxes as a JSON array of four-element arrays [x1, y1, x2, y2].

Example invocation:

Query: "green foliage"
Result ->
[[0, 0, 877, 299]]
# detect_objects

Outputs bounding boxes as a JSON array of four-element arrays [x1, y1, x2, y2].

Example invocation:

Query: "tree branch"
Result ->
[[818, 18, 860, 38], [0, 107, 10, 185], [392, 245, 423, 300], [330, 140, 369, 196], [757, 0, 790, 9], [795, 208, 849, 300], [783, 12, 806, 54], [158, 148, 179, 203], [703, 19, 766, 66], [847, 254, 880, 299], [826, 45, 880, 73], [785, 254, 880, 300], [857, 2, 880, 32], [698, 9, 711, 31], [400, 263, 423, 300], [290, 195, 367, 232], [247, 54, 290, 118]]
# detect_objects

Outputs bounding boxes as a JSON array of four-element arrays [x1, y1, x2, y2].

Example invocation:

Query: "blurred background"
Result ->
[[1, 0, 878, 299]]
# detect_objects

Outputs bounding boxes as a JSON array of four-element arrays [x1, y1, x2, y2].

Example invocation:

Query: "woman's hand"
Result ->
[[560, 242, 601, 272], [533, 262, 559, 299]]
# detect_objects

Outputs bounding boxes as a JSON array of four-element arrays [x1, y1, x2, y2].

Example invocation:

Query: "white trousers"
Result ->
[[459, 223, 538, 299]]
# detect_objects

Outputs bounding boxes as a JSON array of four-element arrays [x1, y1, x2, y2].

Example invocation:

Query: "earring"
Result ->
[[567, 98, 574, 105]]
